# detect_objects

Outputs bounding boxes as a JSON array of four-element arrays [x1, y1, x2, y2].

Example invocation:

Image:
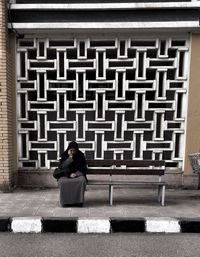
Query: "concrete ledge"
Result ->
[[17, 170, 57, 188], [10, 3, 200, 11], [2, 217, 200, 233], [17, 169, 185, 188], [183, 174, 199, 189]]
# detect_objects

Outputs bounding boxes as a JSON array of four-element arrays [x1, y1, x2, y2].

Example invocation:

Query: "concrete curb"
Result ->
[[42, 218, 77, 233], [0, 218, 11, 232], [1, 217, 200, 233], [11, 217, 42, 233], [110, 218, 145, 233]]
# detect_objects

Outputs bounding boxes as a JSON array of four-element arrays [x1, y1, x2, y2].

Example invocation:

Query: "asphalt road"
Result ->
[[0, 233, 200, 257]]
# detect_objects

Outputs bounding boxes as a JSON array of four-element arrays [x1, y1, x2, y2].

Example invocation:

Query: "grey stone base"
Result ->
[[182, 174, 200, 189], [17, 170, 199, 189], [17, 169, 197, 188], [17, 170, 57, 188]]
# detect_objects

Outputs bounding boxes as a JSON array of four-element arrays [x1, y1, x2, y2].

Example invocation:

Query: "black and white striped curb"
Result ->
[[1, 217, 200, 233]]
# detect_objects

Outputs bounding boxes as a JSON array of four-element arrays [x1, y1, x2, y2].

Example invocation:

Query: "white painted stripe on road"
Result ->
[[145, 217, 180, 233], [11, 217, 42, 233], [77, 218, 110, 233]]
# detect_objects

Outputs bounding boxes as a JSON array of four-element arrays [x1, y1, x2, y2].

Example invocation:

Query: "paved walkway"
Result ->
[[1, 187, 200, 218]]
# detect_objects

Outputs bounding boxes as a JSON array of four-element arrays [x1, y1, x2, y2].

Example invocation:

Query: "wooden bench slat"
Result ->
[[88, 181, 165, 185], [114, 160, 165, 167], [86, 159, 165, 167], [86, 160, 115, 166], [87, 169, 165, 176]]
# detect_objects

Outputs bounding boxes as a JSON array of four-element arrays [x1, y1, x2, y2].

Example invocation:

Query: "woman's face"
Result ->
[[68, 148, 77, 156]]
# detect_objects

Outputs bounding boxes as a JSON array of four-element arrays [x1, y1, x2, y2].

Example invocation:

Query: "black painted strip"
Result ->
[[0, 218, 11, 232], [10, 10, 198, 23], [110, 218, 145, 232], [42, 218, 77, 233], [15, 0, 192, 3], [180, 219, 200, 233]]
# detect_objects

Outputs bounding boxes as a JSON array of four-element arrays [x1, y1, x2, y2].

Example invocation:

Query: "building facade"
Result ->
[[1, 0, 200, 188]]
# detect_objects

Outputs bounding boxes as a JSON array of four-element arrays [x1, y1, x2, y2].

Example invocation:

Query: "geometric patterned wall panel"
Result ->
[[16, 36, 189, 169]]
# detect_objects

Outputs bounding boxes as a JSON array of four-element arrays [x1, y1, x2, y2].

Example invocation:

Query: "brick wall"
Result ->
[[0, 0, 17, 190], [184, 34, 200, 174]]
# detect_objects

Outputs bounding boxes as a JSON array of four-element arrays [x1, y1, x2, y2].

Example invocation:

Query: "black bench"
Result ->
[[86, 159, 166, 206]]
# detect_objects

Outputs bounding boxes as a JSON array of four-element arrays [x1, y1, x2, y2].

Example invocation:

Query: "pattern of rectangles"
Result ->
[[16, 36, 189, 169]]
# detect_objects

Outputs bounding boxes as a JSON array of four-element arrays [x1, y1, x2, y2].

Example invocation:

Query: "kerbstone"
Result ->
[[77, 218, 110, 233], [11, 217, 42, 233], [180, 219, 200, 233], [0, 218, 10, 232], [145, 217, 180, 233], [110, 218, 145, 232], [42, 218, 77, 233]]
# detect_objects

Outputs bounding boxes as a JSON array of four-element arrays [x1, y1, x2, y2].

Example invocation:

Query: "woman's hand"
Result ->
[[70, 173, 77, 178]]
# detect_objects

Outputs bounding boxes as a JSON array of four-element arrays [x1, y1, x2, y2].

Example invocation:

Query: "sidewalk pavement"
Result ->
[[1, 186, 200, 233]]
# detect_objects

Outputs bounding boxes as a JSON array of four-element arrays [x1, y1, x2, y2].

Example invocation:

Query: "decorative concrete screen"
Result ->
[[16, 37, 189, 169]]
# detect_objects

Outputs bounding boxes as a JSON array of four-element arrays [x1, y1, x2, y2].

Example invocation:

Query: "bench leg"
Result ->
[[158, 185, 166, 206], [109, 185, 113, 206], [161, 185, 166, 206], [158, 185, 161, 203]]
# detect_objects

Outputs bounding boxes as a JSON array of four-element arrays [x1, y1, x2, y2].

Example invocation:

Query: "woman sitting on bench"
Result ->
[[58, 141, 87, 207]]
